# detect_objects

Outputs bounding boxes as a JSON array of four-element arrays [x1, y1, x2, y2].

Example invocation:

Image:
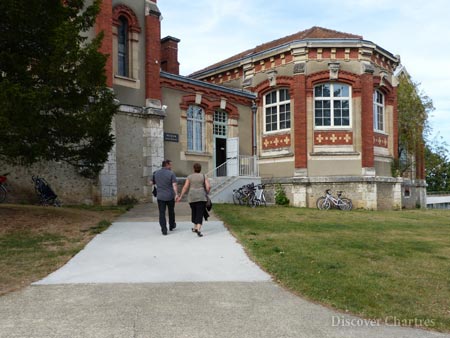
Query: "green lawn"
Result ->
[[214, 205, 450, 332]]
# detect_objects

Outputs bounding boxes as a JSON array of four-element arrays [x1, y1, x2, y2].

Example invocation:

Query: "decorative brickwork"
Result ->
[[314, 131, 353, 145], [373, 133, 388, 148], [160, 76, 252, 109], [179, 94, 240, 119], [262, 134, 291, 150], [112, 5, 141, 33]]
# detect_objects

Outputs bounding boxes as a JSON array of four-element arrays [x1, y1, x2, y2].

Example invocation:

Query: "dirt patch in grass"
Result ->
[[0, 204, 125, 296]]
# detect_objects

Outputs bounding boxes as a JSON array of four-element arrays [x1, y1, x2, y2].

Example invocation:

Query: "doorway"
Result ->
[[215, 137, 227, 176], [213, 110, 228, 176]]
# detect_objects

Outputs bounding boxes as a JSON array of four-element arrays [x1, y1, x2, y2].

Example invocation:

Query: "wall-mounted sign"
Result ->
[[164, 132, 179, 142]]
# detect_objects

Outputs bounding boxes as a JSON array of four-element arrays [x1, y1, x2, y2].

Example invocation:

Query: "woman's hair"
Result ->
[[193, 163, 202, 173]]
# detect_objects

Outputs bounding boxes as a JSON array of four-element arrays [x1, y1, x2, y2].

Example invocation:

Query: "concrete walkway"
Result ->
[[0, 202, 448, 338]]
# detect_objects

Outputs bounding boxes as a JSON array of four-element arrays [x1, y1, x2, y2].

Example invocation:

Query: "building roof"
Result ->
[[160, 71, 256, 99], [190, 26, 363, 77]]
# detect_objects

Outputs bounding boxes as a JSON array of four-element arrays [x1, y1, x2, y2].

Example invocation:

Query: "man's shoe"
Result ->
[[169, 224, 176, 231], [162, 231, 168, 236]]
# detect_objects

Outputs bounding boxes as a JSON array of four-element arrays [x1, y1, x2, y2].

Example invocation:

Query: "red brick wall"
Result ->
[[293, 74, 307, 169], [361, 73, 374, 168], [161, 38, 180, 75], [95, 0, 113, 87], [145, 10, 161, 101]]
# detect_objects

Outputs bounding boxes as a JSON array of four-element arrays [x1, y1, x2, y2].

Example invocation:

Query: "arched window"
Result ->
[[264, 88, 291, 133], [117, 16, 129, 77], [187, 105, 205, 152], [373, 90, 385, 132], [314, 83, 351, 128], [113, 5, 141, 87]]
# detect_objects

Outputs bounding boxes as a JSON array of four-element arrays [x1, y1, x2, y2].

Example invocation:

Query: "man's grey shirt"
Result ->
[[153, 168, 177, 201]]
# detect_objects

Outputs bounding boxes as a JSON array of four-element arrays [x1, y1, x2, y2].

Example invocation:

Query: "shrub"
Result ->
[[274, 184, 290, 206], [118, 195, 138, 210]]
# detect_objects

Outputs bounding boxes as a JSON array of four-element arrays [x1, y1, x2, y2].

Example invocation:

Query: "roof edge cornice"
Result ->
[[190, 38, 399, 79]]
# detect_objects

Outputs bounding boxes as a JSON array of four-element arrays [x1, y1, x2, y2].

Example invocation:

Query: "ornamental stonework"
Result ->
[[262, 134, 291, 149], [314, 131, 353, 145], [373, 133, 388, 148]]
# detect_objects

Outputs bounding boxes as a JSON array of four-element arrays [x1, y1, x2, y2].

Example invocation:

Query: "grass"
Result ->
[[0, 204, 125, 295], [213, 204, 450, 332]]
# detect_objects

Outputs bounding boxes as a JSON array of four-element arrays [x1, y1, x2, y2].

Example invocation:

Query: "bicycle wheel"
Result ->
[[260, 193, 267, 207], [232, 191, 240, 205], [339, 198, 353, 211], [316, 197, 331, 210], [0, 185, 6, 203]]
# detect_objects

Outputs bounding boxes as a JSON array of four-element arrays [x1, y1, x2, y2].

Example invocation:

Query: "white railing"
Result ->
[[206, 155, 259, 177]]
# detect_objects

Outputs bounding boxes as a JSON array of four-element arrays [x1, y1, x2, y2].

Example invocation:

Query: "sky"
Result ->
[[158, 0, 450, 148]]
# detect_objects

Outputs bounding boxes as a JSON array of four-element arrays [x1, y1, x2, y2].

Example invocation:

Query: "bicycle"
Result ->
[[253, 184, 267, 207], [232, 186, 245, 205], [316, 189, 352, 211], [0, 173, 9, 203]]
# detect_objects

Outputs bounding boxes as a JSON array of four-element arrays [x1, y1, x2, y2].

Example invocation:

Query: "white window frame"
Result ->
[[213, 109, 228, 137], [373, 90, 385, 132], [187, 105, 205, 152], [263, 88, 291, 134], [314, 83, 352, 129]]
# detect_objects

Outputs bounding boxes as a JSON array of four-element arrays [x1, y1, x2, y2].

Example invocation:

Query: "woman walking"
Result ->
[[177, 163, 211, 237]]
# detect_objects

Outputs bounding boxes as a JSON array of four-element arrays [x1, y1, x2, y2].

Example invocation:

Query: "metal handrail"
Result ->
[[206, 155, 259, 177]]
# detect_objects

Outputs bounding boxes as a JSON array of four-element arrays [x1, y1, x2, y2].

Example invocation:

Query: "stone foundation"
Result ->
[[262, 176, 404, 210]]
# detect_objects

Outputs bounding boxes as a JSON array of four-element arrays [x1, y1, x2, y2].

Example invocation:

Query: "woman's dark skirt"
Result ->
[[189, 201, 207, 224]]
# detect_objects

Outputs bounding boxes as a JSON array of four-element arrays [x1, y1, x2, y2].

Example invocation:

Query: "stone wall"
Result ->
[[0, 108, 165, 206], [402, 179, 427, 209], [261, 176, 404, 210], [0, 161, 94, 205], [113, 108, 164, 204]]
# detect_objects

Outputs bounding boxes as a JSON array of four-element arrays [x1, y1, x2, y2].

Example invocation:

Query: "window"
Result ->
[[373, 90, 384, 132], [213, 110, 227, 137], [113, 5, 141, 87], [314, 83, 351, 128], [187, 105, 205, 152], [264, 89, 291, 132], [117, 16, 129, 77]]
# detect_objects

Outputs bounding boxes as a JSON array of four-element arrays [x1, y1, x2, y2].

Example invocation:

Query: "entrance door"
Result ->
[[226, 137, 239, 176], [215, 137, 227, 176]]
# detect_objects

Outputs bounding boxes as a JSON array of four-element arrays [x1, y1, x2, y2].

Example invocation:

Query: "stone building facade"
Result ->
[[1, 2, 426, 209], [188, 27, 426, 209]]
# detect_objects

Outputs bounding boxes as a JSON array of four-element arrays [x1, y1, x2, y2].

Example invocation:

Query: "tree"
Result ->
[[0, 0, 117, 178], [425, 137, 450, 192], [396, 72, 434, 177]]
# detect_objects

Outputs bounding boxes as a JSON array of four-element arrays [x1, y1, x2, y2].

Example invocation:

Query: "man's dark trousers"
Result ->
[[157, 199, 176, 233]]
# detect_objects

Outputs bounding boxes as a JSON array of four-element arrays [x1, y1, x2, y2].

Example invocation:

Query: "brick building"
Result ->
[[1, 1, 426, 208], [186, 27, 426, 209]]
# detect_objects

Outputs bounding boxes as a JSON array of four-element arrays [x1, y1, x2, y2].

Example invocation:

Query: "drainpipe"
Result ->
[[251, 101, 258, 176]]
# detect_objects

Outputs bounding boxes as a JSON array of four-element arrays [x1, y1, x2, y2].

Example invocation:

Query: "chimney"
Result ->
[[161, 36, 180, 75]]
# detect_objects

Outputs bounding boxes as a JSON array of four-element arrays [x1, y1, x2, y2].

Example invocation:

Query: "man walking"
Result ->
[[152, 160, 178, 235]]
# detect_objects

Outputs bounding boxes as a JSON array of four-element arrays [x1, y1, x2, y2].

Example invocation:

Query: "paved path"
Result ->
[[0, 202, 448, 338]]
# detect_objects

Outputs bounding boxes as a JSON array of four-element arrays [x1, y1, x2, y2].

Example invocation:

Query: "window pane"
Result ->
[[187, 120, 193, 150], [315, 86, 322, 97], [118, 17, 128, 77]]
